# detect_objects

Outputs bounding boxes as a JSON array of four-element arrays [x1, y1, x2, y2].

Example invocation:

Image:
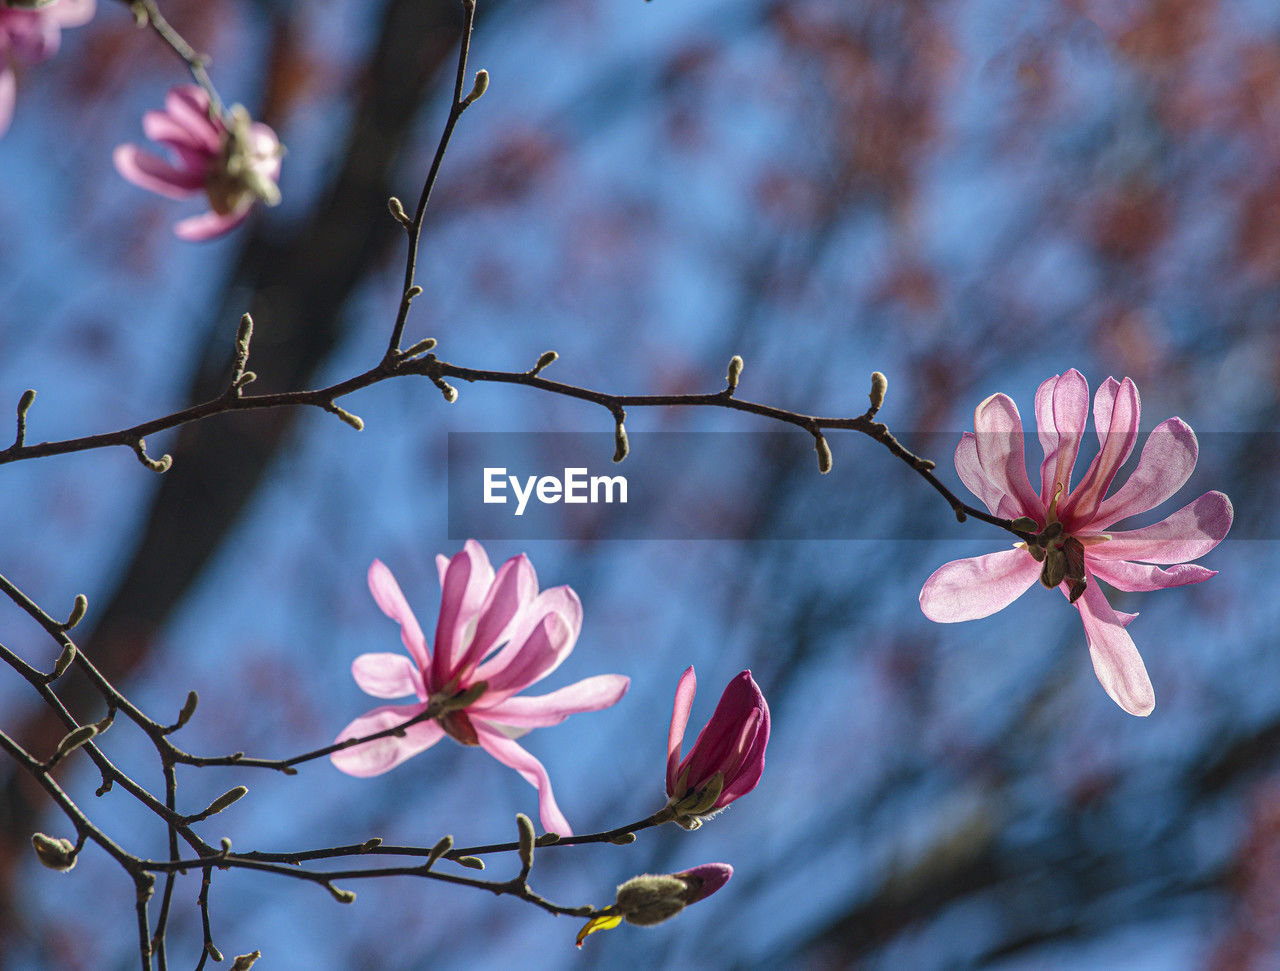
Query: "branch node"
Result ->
[[130, 438, 172, 473]]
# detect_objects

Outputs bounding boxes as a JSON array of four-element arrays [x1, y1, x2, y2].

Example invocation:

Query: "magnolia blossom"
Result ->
[[0, 0, 94, 136], [114, 85, 282, 241], [331, 541, 629, 836], [576, 863, 733, 947], [919, 370, 1233, 716], [665, 667, 769, 828]]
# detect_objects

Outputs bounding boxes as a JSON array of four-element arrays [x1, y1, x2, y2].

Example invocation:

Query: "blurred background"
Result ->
[[1, 0, 1278, 967]]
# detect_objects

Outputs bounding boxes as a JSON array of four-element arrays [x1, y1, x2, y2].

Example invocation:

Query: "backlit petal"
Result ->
[[1035, 369, 1089, 505], [1090, 418, 1198, 529], [329, 703, 441, 776], [474, 674, 630, 727], [1088, 559, 1216, 592], [113, 144, 204, 199], [1074, 577, 1154, 716], [367, 560, 430, 674], [475, 726, 572, 835], [666, 667, 696, 794], [919, 549, 1041, 622], [973, 393, 1042, 518], [350, 652, 424, 700], [1087, 491, 1233, 564], [1064, 377, 1139, 526]]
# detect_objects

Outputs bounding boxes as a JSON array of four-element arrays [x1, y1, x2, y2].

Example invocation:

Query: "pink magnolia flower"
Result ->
[[0, 0, 94, 136], [919, 370, 1233, 716], [331, 541, 629, 836], [114, 84, 282, 241], [665, 667, 769, 828], [576, 863, 734, 947]]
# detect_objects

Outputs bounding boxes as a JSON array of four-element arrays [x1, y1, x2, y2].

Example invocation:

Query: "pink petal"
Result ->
[[918, 548, 1041, 622], [351, 652, 424, 700], [329, 703, 442, 776], [113, 144, 204, 199], [1035, 369, 1089, 506], [367, 560, 430, 675], [1086, 491, 1233, 565], [474, 585, 581, 684], [475, 725, 572, 835], [677, 863, 733, 903], [53, 0, 96, 28], [142, 109, 214, 155], [451, 554, 538, 678], [973, 393, 1043, 519], [678, 672, 768, 802], [164, 85, 222, 154], [431, 541, 496, 688], [481, 612, 574, 698], [0, 66, 14, 137], [1074, 577, 1154, 716], [473, 674, 629, 727], [6, 14, 60, 63], [955, 433, 1013, 518], [1090, 418, 1198, 529], [666, 666, 696, 793], [1063, 377, 1139, 526], [1088, 559, 1216, 593], [174, 209, 250, 241]]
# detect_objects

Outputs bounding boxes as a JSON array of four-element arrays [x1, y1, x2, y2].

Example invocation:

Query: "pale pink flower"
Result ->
[[0, 0, 94, 136], [331, 541, 629, 835], [665, 667, 769, 828], [919, 370, 1233, 716], [114, 84, 282, 241]]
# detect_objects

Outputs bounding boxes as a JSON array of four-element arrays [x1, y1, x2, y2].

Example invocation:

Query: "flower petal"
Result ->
[[164, 85, 222, 154], [52, 0, 96, 29], [174, 209, 249, 241], [474, 585, 581, 684], [452, 554, 538, 678], [973, 393, 1043, 519], [1086, 491, 1233, 564], [679, 671, 768, 801], [474, 674, 629, 727], [1063, 377, 1139, 526], [1090, 418, 1198, 529], [1035, 369, 1089, 506], [329, 703, 442, 776], [666, 666, 696, 794], [918, 548, 1041, 622], [351, 652, 424, 700], [955, 433, 1013, 518], [113, 144, 204, 199], [1088, 558, 1216, 592], [0, 66, 14, 138], [1074, 577, 1154, 716], [475, 725, 572, 835], [480, 612, 575, 698], [367, 559, 431, 675], [431, 540, 497, 688]]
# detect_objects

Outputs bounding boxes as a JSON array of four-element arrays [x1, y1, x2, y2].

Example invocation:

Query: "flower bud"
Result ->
[[31, 833, 76, 872], [576, 863, 733, 947]]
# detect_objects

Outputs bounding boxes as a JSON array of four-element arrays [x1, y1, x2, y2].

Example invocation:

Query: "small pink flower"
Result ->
[[331, 541, 629, 836], [665, 667, 769, 828], [113, 84, 282, 241], [0, 0, 94, 136], [919, 370, 1233, 716], [576, 862, 734, 947]]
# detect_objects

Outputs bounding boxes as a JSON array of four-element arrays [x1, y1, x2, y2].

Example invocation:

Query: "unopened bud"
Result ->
[[51, 724, 97, 762], [31, 833, 76, 871], [516, 813, 536, 869], [231, 952, 261, 971], [51, 643, 76, 679], [326, 884, 356, 904], [608, 832, 637, 845], [463, 69, 490, 106], [726, 355, 744, 392], [615, 874, 688, 926], [194, 786, 248, 821], [532, 350, 558, 375], [63, 594, 88, 630], [175, 691, 199, 730], [814, 434, 833, 474], [455, 856, 485, 870], [869, 371, 887, 411], [613, 421, 629, 463], [426, 835, 454, 867], [387, 197, 411, 226], [206, 943, 224, 963]]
